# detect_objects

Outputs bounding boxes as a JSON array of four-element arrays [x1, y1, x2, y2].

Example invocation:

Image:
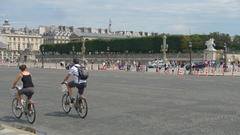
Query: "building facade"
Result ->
[[0, 20, 43, 62], [42, 25, 73, 44]]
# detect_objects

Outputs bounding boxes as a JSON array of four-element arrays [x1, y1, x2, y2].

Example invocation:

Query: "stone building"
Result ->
[[0, 41, 7, 62], [42, 25, 73, 44], [0, 20, 43, 62]]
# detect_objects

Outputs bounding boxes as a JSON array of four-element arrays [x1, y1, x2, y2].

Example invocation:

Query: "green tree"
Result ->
[[209, 32, 231, 49]]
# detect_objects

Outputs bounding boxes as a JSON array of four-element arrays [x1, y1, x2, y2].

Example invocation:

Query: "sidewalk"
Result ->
[[0, 124, 36, 135]]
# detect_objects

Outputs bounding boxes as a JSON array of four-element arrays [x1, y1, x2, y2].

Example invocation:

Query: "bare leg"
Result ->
[[67, 84, 72, 97], [16, 92, 22, 106], [80, 94, 85, 99]]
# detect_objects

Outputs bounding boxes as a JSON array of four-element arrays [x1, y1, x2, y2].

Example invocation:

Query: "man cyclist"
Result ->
[[62, 58, 87, 103], [11, 64, 34, 108]]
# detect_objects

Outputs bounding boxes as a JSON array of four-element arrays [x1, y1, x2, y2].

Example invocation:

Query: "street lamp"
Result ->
[[189, 41, 192, 75], [161, 35, 168, 64], [81, 38, 86, 60], [40, 46, 45, 68], [106, 46, 110, 67], [224, 43, 227, 71], [107, 46, 110, 59], [72, 45, 75, 58]]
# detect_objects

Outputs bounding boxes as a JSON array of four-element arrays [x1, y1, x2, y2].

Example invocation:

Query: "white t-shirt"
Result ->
[[69, 64, 87, 84]]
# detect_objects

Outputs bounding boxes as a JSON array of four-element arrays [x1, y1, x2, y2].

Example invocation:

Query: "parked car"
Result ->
[[147, 59, 164, 68], [184, 62, 206, 71], [192, 62, 206, 70]]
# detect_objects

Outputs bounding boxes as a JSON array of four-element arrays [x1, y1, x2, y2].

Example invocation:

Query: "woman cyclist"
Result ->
[[11, 64, 34, 107]]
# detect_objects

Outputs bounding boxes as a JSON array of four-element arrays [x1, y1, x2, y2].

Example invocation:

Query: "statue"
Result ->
[[205, 38, 216, 51], [204, 38, 217, 61]]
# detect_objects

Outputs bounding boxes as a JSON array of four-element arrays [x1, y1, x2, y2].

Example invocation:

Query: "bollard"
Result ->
[[178, 68, 184, 77], [205, 68, 208, 77]]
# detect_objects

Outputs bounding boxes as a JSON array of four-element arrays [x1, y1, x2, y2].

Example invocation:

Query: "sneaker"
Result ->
[[28, 110, 34, 116], [70, 97, 75, 103], [70, 103, 73, 108]]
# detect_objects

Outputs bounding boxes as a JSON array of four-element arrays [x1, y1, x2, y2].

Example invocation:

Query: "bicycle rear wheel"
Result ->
[[12, 98, 23, 119], [76, 98, 88, 118], [62, 93, 71, 113], [26, 103, 36, 124]]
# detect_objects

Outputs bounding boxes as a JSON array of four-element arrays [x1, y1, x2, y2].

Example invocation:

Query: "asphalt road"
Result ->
[[0, 66, 240, 135]]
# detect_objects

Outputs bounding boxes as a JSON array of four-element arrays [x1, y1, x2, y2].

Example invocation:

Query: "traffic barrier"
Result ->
[[205, 68, 209, 76], [178, 68, 185, 76], [193, 69, 198, 76]]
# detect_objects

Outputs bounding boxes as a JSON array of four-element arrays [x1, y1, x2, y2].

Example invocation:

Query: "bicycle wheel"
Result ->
[[26, 103, 36, 124], [62, 93, 71, 113], [12, 98, 23, 119], [76, 98, 88, 118]]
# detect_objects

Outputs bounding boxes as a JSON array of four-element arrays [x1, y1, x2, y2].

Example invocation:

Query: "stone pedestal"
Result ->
[[204, 50, 217, 61]]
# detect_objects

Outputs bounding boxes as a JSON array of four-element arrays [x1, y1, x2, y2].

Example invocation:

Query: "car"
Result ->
[[192, 62, 206, 70], [184, 62, 206, 71], [147, 59, 164, 68]]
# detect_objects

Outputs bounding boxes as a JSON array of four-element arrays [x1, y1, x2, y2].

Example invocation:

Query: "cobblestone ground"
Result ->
[[0, 66, 240, 135]]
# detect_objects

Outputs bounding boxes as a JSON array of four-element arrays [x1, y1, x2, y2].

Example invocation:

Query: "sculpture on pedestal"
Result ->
[[204, 38, 217, 61]]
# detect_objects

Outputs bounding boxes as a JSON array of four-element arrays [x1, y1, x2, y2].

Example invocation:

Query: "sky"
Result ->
[[0, 0, 240, 35]]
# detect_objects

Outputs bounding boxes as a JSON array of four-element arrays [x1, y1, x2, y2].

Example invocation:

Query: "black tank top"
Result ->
[[22, 74, 34, 88]]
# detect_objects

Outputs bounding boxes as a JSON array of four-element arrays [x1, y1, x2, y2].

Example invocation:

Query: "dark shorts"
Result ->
[[68, 81, 87, 95], [18, 87, 34, 99]]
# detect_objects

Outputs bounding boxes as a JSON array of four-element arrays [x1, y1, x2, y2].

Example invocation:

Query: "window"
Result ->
[[27, 43, 30, 49]]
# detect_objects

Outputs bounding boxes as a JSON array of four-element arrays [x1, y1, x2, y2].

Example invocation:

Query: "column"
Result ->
[[11, 51, 14, 62], [1, 50, 3, 62]]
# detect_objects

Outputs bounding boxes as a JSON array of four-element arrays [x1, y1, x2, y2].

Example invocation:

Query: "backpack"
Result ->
[[75, 66, 89, 80]]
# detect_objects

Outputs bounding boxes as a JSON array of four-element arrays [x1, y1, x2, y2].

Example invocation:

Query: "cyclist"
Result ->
[[11, 64, 34, 108], [62, 58, 87, 103]]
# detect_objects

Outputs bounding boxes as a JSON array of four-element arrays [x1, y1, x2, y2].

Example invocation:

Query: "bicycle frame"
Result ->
[[12, 86, 36, 124]]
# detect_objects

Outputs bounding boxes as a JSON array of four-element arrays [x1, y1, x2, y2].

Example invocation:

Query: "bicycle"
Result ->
[[61, 82, 88, 118], [11, 86, 36, 124]]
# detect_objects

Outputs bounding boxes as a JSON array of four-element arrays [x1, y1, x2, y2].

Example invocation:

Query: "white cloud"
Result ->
[[1, 0, 240, 34], [168, 24, 189, 34]]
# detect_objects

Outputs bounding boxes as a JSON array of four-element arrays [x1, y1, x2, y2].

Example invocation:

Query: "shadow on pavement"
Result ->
[[0, 115, 27, 124], [44, 111, 79, 118]]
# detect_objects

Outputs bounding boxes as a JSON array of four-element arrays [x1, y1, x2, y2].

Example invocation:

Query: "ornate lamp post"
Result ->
[[72, 45, 75, 58], [189, 42, 192, 75], [81, 38, 86, 60], [106, 46, 110, 67], [40, 46, 45, 68], [161, 35, 168, 64], [224, 42, 227, 71], [107, 46, 110, 60], [7, 44, 10, 62]]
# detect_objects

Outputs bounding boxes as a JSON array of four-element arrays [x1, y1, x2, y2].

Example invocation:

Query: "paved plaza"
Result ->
[[0, 66, 240, 135]]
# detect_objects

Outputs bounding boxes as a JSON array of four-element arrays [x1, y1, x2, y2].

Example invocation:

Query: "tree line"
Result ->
[[40, 32, 240, 55]]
